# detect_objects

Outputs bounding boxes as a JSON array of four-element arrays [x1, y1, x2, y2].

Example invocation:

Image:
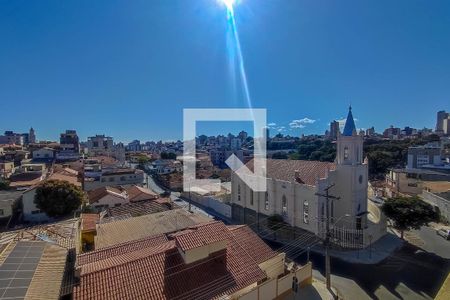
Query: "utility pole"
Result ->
[[315, 183, 340, 293]]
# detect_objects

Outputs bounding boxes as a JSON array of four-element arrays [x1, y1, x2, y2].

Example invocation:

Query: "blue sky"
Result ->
[[1, 0, 449, 142]]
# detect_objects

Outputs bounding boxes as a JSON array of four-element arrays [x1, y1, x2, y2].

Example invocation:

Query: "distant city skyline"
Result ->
[[1, 0, 449, 142]]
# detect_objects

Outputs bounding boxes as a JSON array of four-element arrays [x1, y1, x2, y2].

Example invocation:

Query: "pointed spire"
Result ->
[[342, 106, 356, 136]]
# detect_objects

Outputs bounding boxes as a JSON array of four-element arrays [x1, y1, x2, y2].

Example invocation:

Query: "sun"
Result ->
[[221, 0, 236, 12]]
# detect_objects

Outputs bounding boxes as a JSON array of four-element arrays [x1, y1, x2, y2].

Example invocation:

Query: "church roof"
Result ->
[[342, 106, 357, 136], [243, 159, 335, 186]]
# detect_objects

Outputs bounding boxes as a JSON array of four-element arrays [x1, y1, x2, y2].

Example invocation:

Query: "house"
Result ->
[[101, 200, 173, 219], [73, 221, 313, 300], [151, 159, 182, 174], [32, 147, 55, 161], [87, 186, 129, 212], [0, 190, 22, 226], [231, 107, 386, 249], [21, 169, 81, 223], [84, 168, 144, 191], [87, 184, 160, 212], [0, 161, 14, 179], [94, 209, 212, 249], [385, 168, 450, 197]]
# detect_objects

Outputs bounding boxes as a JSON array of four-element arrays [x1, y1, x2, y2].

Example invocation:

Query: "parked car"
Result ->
[[436, 228, 450, 240]]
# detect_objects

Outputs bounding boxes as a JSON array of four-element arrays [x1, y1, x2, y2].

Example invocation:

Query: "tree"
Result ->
[[34, 180, 85, 218], [381, 196, 438, 239], [160, 152, 176, 160], [0, 180, 10, 190]]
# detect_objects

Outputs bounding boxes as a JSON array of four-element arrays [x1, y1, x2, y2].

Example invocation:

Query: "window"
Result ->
[[120, 176, 126, 181], [237, 185, 241, 202], [0, 209, 4, 216], [250, 192, 254, 206], [282, 195, 287, 216], [265, 192, 269, 210], [303, 201, 309, 224], [109, 177, 115, 182], [344, 146, 349, 160]]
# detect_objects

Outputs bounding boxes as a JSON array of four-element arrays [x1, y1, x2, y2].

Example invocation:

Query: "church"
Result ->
[[230, 107, 387, 248]]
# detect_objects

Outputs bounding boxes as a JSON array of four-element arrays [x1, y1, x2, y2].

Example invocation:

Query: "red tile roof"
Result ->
[[173, 221, 230, 252], [244, 158, 335, 186], [73, 221, 275, 300]]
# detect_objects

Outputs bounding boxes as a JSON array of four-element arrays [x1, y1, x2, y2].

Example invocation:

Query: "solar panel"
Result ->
[[0, 241, 45, 299]]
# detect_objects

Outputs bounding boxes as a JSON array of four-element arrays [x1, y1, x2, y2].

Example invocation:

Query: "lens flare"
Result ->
[[222, 0, 236, 13], [222, 0, 253, 110]]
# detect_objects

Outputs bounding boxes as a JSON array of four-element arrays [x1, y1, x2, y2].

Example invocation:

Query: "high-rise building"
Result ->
[[436, 110, 448, 133], [329, 120, 340, 140], [60, 130, 80, 152], [29, 127, 36, 144], [366, 127, 375, 137], [87, 135, 114, 156]]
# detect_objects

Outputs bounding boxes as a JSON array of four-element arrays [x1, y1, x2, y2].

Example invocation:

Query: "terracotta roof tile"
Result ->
[[244, 158, 335, 186], [73, 222, 274, 300]]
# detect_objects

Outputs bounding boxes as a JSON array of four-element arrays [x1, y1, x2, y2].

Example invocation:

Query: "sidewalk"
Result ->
[[311, 232, 404, 264], [284, 279, 336, 300]]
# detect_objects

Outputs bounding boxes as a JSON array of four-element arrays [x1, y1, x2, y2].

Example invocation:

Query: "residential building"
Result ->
[[60, 130, 80, 152], [87, 186, 129, 212], [87, 135, 114, 156], [385, 168, 450, 197], [83, 168, 145, 191], [366, 126, 375, 137], [436, 110, 449, 133], [231, 107, 386, 249], [407, 143, 442, 169], [127, 139, 141, 152], [0, 161, 14, 179], [29, 127, 36, 144], [0, 190, 22, 225], [73, 221, 312, 300], [329, 120, 340, 140], [0, 131, 24, 146], [92, 208, 212, 249], [87, 185, 159, 212], [32, 147, 55, 161], [383, 126, 401, 139], [21, 169, 80, 222]]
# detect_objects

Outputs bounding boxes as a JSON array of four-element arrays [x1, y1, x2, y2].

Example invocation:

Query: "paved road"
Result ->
[[269, 227, 450, 300], [412, 226, 450, 259]]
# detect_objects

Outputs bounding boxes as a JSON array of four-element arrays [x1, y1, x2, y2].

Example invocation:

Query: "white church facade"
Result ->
[[230, 107, 387, 248]]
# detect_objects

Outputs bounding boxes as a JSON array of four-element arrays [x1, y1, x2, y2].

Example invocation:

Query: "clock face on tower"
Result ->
[[359, 175, 363, 184]]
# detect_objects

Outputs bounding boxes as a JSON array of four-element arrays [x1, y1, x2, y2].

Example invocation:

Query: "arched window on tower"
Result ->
[[344, 146, 349, 160], [250, 191, 254, 206], [282, 195, 287, 216]]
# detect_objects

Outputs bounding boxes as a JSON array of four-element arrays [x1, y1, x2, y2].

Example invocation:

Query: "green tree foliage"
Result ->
[[289, 139, 336, 162], [160, 152, 176, 160], [271, 152, 288, 159], [34, 180, 85, 218], [382, 196, 438, 239], [0, 180, 10, 190]]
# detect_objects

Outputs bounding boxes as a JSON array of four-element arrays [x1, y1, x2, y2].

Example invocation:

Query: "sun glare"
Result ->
[[221, 0, 236, 12]]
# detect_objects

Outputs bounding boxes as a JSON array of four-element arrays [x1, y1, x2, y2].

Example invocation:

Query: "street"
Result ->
[[286, 225, 450, 300]]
